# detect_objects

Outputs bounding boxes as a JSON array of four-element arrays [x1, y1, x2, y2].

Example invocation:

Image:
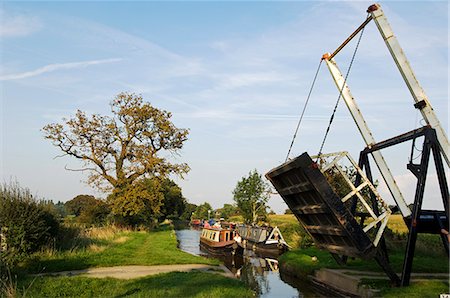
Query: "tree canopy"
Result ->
[[65, 194, 110, 225], [43, 93, 189, 221], [65, 194, 98, 217], [158, 179, 186, 220], [215, 203, 238, 220], [233, 169, 271, 224], [194, 202, 213, 219], [181, 202, 197, 221]]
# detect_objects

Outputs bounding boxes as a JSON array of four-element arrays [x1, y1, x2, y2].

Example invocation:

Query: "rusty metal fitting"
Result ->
[[367, 4, 379, 13], [310, 162, 319, 169], [322, 53, 331, 60]]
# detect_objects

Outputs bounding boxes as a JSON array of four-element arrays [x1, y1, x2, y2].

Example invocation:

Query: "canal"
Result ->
[[176, 229, 321, 297]]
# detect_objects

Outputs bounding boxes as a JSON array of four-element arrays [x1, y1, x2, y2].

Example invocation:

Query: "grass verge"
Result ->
[[279, 246, 448, 296], [23, 228, 219, 273], [279, 245, 448, 276], [362, 279, 449, 298], [17, 271, 254, 298]]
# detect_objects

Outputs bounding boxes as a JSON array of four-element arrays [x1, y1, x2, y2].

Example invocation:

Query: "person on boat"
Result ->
[[204, 221, 211, 228], [234, 231, 242, 244]]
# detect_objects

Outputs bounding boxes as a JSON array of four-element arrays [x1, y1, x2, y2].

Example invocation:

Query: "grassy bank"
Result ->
[[22, 226, 218, 273], [279, 245, 448, 276], [17, 271, 254, 298], [7, 225, 254, 297], [276, 214, 449, 296]]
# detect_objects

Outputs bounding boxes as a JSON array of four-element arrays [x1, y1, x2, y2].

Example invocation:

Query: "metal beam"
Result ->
[[329, 15, 373, 60], [363, 126, 429, 154], [324, 58, 411, 217]]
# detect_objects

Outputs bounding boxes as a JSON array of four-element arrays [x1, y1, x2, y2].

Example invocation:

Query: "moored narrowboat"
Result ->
[[235, 225, 289, 256], [199, 226, 243, 256], [190, 219, 202, 227]]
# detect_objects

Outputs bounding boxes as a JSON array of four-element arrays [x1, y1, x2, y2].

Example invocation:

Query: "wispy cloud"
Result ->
[[0, 58, 122, 81], [0, 10, 42, 37]]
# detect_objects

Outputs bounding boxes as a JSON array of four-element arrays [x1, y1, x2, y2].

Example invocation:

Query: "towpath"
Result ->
[[34, 264, 235, 279]]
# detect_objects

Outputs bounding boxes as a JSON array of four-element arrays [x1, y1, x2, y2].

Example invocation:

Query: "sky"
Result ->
[[0, 1, 448, 214]]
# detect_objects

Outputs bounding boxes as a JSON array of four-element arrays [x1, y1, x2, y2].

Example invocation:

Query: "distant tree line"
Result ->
[[62, 178, 193, 226]]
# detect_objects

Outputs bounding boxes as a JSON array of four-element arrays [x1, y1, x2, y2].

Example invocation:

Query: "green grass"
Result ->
[[23, 229, 218, 273], [17, 271, 254, 298], [11, 227, 252, 297], [279, 246, 448, 276], [279, 246, 448, 297], [362, 279, 449, 298]]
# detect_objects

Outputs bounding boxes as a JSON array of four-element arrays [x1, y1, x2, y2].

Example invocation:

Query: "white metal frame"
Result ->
[[370, 4, 449, 167], [322, 4, 450, 218], [312, 151, 391, 246], [324, 58, 411, 217], [265, 226, 290, 247]]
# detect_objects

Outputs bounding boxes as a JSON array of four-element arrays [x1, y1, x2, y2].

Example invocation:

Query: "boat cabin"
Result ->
[[201, 228, 235, 243]]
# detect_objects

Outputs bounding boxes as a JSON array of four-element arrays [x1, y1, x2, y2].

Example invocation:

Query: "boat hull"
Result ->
[[236, 225, 289, 257], [239, 240, 288, 258], [199, 239, 243, 256]]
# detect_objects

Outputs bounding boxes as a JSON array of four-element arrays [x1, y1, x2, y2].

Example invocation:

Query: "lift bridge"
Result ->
[[266, 4, 449, 286]]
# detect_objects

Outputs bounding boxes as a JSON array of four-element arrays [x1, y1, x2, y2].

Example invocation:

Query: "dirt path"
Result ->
[[35, 264, 235, 280]]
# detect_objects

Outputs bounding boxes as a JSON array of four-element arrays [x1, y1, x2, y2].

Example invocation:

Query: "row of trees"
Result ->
[[63, 178, 191, 226], [62, 167, 273, 226], [191, 170, 273, 224]]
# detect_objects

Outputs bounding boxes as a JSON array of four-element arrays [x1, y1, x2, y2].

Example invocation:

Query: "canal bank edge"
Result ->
[[280, 260, 450, 297], [279, 261, 379, 297]]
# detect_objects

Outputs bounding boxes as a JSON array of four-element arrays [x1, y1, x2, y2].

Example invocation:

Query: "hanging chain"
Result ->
[[285, 59, 323, 162], [316, 14, 369, 160]]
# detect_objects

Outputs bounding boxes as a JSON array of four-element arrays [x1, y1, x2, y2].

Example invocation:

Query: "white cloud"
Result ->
[[0, 10, 42, 37], [0, 58, 122, 81]]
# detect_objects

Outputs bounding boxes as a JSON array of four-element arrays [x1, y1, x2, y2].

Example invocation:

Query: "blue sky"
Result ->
[[1, 1, 448, 213]]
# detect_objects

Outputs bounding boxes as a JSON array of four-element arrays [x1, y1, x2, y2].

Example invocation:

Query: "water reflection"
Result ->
[[176, 229, 317, 297]]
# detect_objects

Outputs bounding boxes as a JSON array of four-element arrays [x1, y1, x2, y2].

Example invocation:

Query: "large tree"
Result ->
[[43, 93, 189, 219], [233, 170, 271, 224]]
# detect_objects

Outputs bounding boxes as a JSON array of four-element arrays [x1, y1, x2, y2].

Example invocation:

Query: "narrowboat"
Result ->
[[199, 226, 243, 256], [190, 219, 202, 227], [235, 225, 289, 256]]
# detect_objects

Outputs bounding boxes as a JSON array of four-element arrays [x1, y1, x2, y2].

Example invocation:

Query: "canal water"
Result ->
[[176, 229, 321, 298]]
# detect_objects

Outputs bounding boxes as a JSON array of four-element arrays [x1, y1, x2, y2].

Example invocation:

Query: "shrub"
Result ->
[[0, 182, 60, 265]]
